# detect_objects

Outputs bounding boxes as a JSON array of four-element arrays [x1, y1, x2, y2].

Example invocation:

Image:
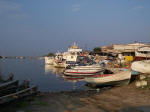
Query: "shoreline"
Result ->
[[1, 82, 150, 112]]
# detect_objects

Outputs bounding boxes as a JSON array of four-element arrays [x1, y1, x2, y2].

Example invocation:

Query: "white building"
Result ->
[[135, 46, 150, 58], [113, 43, 148, 52]]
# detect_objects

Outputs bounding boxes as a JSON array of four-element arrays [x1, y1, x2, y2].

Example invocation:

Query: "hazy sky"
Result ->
[[0, 0, 150, 56]]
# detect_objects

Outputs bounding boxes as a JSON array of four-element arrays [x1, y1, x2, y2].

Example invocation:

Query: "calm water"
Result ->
[[0, 58, 86, 92]]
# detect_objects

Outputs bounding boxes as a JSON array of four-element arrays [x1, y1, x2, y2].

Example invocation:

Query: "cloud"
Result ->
[[0, 0, 26, 19], [72, 4, 81, 12], [133, 6, 144, 10]]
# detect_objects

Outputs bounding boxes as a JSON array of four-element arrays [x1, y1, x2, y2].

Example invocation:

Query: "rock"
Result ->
[[141, 80, 147, 86], [139, 75, 146, 80], [136, 81, 142, 88], [135, 80, 148, 88]]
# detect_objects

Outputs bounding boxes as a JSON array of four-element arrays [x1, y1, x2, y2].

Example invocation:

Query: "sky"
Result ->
[[0, 0, 150, 56]]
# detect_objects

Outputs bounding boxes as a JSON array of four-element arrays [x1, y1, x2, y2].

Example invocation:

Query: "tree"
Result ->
[[93, 47, 101, 53], [47, 52, 55, 57]]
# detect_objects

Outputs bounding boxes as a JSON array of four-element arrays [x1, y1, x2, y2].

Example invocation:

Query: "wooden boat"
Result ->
[[64, 68, 103, 76], [0, 80, 19, 97], [131, 60, 150, 74], [70, 64, 102, 70], [85, 70, 131, 87], [0, 85, 37, 105], [0, 80, 18, 90]]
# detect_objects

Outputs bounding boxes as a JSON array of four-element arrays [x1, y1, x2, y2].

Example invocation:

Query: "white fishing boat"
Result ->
[[85, 70, 131, 86], [71, 64, 102, 70], [63, 42, 82, 64], [53, 60, 67, 68], [64, 68, 103, 76], [44, 57, 54, 65], [45, 64, 65, 75], [53, 52, 67, 68], [131, 60, 150, 74]]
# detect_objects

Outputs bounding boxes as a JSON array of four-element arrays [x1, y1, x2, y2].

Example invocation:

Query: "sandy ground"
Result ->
[[1, 83, 150, 112]]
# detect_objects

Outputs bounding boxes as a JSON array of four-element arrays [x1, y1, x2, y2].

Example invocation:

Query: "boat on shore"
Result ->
[[0, 85, 37, 105], [0, 80, 19, 97], [85, 70, 131, 87], [131, 60, 150, 74], [0, 78, 37, 105]]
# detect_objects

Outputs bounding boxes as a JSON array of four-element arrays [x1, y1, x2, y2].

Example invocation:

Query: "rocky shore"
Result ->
[[1, 82, 150, 112]]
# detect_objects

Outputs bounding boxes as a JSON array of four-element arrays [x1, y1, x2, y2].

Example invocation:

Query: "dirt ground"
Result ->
[[1, 83, 150, 112]]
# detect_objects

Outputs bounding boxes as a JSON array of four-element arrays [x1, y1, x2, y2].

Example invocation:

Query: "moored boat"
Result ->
[[64, 68, 103, 76], [70, 64, 102, 70], [45, 56, 54, 65], [53, 60, 67, 68], [85, 70, 131, 87]]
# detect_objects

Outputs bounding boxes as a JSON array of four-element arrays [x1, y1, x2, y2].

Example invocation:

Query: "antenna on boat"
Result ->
[[0, 59, 2, 77], [84, 43, 87, 51], [73, 42, 77, 46]]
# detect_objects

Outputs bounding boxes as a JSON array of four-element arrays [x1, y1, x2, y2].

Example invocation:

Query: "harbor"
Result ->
[[0, 42, 150, 112], [0, 0, 150, 111]]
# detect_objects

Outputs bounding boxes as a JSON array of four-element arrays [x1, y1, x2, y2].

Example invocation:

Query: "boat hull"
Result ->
[[86, 79, 130, 87], [0, 85, 37, 105], [135, 51, 150, 61], [71, 64, 102, 70], [45, 57, 54, 65], [64, 72, 97, 76], [131, 60, 150, 74], [53, 61, 67, 68], [85, 70, 131, 86], [134, 56, 150, 61], [64, 69, 103, 76], [0, 80, 19, 97]]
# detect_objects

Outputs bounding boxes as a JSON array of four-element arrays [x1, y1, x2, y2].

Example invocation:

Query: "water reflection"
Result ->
[[62, 75, 85, 82], [45, 64, 65, 75], [45, 64, 54, 74], [0, 59, 87, 92], [44, 64, 86, 90]]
